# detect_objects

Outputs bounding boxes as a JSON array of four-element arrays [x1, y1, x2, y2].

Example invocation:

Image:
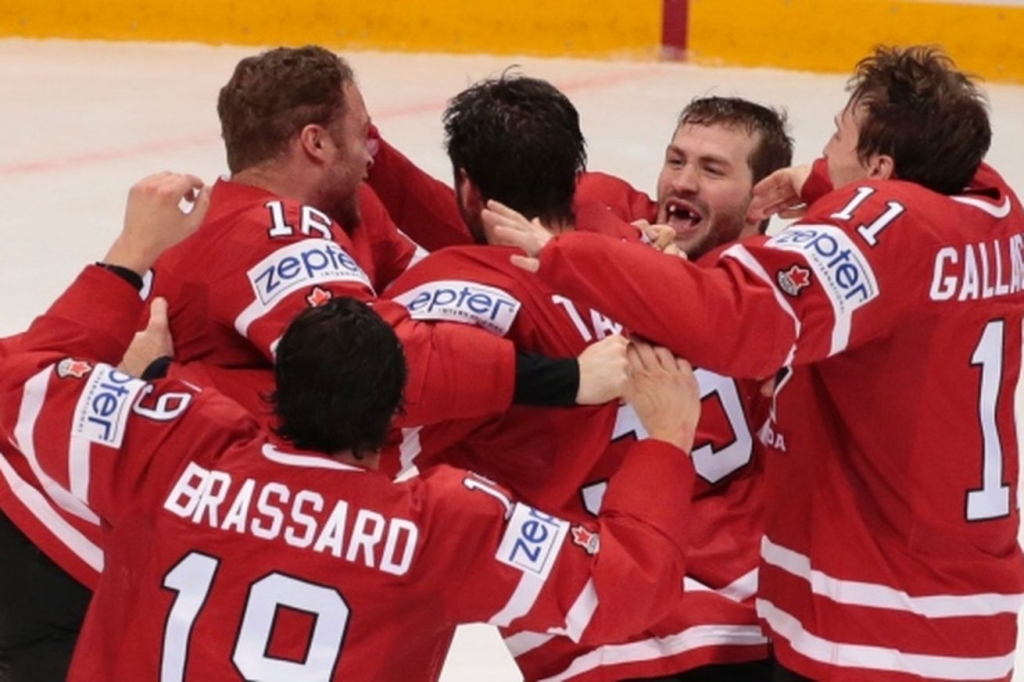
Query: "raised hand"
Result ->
[[748, 164, 812, 223], [103, 171, 211, 275], [483, 199, 551, 272]]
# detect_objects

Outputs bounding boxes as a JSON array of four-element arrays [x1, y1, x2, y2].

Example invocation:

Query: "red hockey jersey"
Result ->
[[369, 137, 770, 679], [0, 180, 510, 591], [575, 170, 658, 225], [533, 165, 1024, 681], [0, 277, 136, 589], [0, 264, 698, 682], [149, 179, 515, 426], [384, 227, 770, 680]]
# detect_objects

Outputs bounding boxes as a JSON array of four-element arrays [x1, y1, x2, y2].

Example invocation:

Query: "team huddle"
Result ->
[[0, 42, 1021, 682]]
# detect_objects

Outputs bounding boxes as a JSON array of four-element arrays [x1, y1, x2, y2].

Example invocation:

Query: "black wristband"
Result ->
[[95, 262, 144, 291], [513, 353, 579, 407], [141, 356, 173, 381]]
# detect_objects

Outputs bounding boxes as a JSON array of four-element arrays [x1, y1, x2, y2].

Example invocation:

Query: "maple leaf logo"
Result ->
[[306, 287, 333, 307], [571, 525, 600, 555], [57, 358, 93, 379], [777, 264, 812, 296]]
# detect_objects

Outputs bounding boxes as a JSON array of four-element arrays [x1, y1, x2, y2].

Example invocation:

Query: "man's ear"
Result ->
[[867, 153, 895, 181], [299, 124, 328, 160]]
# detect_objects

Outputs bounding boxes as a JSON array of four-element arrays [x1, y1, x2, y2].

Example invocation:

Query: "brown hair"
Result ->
[[678, 96, 794, 184], [848, 45, 990, 195], [217, 46, 354, 173]]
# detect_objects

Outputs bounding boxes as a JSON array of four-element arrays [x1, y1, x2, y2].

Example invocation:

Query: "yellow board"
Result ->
[[6, 0, 1023, 84], [0, 0, 663, 59], [688, 0, 1024, 84]]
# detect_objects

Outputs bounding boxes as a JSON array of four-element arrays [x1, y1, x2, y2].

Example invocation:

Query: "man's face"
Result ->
[[320, 82, 373, 230], [824, 101, 873, 189], [655, 123, 761, 260]]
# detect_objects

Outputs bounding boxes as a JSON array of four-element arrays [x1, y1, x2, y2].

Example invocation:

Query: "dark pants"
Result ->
[[772, 664, 815, 682], [626, 658, 774, 681], [0, 511, 91, 682]]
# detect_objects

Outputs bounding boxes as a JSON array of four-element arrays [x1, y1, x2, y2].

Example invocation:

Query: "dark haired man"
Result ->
[[155, 46, 617, 421], [0, 47, 625, 681], [376, 75, 774, 680], [577, 96, 794, 258], [0, 171, 704, 682], [368, 94, 793, 262], [150, 45, 519, 423], [493, 45, 1024, 681]]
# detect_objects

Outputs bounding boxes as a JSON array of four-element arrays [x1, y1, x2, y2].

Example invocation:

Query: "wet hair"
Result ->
[[270, 297, 406, 457], [218, 45, 355, 173], [677, 96, 794, 185], [443, 72, 586, 225], [848, 45, 990, 195]]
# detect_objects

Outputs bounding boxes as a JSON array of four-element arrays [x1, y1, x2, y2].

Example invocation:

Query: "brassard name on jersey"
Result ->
[[767, 225, 879, 353], [72, 365, 147, 448], [247, 239, 373, 309], [393, 280, 521, 336], [496, 502, 569, 580]]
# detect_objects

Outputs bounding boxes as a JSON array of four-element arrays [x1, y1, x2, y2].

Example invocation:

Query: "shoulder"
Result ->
[[0, 333, 23, 359], [355, 183, 393, 227], [408, 466, 515, 520], [576, 172, 657, 223], [576, 171, 645, 199], [139, 384, 268, 479], [388, 247, 525, 336], [207, 180, 347, 247], [392, 245, 521, 291], [575, 201, 644, 242], [803, 176, 1018, 248]]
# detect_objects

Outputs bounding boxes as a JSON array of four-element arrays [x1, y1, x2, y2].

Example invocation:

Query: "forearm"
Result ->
[[367, 133, 473, 250], [388, 312, 516, 425], [513, 353, 578, 407], [25, 265, 145, 361], [538, 233, 794, 379]]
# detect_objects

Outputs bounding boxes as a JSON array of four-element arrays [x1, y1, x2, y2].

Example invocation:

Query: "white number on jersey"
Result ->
[[830, 186, 905, 247], [690, 370, 755, 484], [160, 551, 349, 681], [265, 200, 334, 240], [965, 319, 1013, 521], [589, 371, 754, 514]]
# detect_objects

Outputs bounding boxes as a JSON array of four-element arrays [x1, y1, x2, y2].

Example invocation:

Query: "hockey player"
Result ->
[[366, 95, 791, 263], [492, 46, 1024, 682], [0, 171, 704, 682], [377, 75, 775, 681], [149, 46, 514, 424], [0, 47, 625, 681]]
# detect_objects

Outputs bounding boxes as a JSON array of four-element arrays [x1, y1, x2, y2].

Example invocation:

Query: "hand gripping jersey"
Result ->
[[368, 137, 771, 678], [0, 264, 696, 682], [533, 165, 1024, 681], [148, 179, 514, 426], [384, 207, 770, 680]]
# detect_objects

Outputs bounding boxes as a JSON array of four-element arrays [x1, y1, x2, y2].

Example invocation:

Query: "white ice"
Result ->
[[1, 39, 1022, 680]]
